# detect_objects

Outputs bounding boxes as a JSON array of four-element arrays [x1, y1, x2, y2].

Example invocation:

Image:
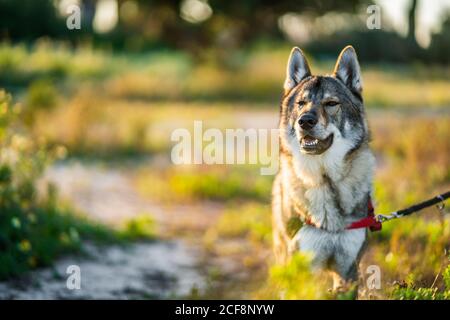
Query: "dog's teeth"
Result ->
[[303, 137, 320, 147]]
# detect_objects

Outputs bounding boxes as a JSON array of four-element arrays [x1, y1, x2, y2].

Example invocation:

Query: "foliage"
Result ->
[[1, 42, 449, 110], [121, 214, 156, 240], [391, 266, 450, 300], [0, 0, 368, 52], [0, 90, 121, 280], [0, 0, 65, 40], [391, 287, 450, 300], [140, 113, 449, 299], [1, 1, 449, 64], [0, 41, 112, 88], [0, 38, 448, 298], [137, 165, 272, 203], [261, 253, 331, 299], [23, 79, 58, 127], [210, 202, 272, 244], [26, 79, 58, 111]]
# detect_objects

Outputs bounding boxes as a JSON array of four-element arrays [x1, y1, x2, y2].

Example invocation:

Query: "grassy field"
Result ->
[[133, 113, 450, 299], [0, 90, 159, 281], [1, 42, 449, 106], [0, 41, 449, 299]]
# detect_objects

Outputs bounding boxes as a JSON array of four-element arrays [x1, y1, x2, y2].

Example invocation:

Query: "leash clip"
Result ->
[[376, 214, 389, 223], [376, 212, 400, 223], [436, 195, 446, 214]]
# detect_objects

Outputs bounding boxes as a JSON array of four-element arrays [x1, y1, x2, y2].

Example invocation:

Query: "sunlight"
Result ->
[[180, 0, 213, 24], [93, 0, 118, 33]]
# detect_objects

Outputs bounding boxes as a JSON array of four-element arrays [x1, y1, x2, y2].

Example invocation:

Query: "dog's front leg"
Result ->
[[332, 272, 345, 291], [273, 225, 291, 264], [331, 268, 359, 299], [289, 226, 330, 270], [331, 269, 358, 290]]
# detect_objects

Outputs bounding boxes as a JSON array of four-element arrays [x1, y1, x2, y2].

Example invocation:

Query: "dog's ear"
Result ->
[[333, 46, 363, 95], [284, 47, 311, 93]]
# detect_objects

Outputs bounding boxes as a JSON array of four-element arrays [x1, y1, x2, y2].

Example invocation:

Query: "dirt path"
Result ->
[[0, 242, 202, 299], [0, 160, 210, 299]]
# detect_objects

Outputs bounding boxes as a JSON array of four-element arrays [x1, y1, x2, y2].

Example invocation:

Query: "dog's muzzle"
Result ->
[[300, 134, 333, 155]]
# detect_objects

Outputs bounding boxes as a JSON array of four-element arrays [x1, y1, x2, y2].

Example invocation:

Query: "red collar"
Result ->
[[305, 197, 382, 232]]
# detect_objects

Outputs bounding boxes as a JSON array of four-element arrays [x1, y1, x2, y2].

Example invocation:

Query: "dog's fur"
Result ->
[[272, 46, 375, 289]]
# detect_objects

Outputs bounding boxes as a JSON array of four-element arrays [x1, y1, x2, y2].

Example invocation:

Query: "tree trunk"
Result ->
[[407, 0, 418, 45]]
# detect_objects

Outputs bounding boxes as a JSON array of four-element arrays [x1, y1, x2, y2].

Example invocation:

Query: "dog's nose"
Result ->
[[299, 114, 318, 130]]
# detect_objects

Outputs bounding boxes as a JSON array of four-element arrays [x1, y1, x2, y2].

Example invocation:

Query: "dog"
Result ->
[[272, 46, 375, 290]]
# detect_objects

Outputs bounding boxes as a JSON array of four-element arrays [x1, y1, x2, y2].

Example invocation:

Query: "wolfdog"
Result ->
[[272, 46, 375, 289]]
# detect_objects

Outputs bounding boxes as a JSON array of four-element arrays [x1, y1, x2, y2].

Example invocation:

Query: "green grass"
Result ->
[[0, 199, 116, 280], [1, 40, 449, 298], [137, 165, 272, 203], [391, 265, 450, 300], [0, 89, 156, 281], [0, 41, 114, 88], [207, 202, 272, 245], [392, 286, 450, 300], [0, 195, 157, 280], [132, 113, 450, 299], [1, 41, 449, 108], [2, 41, 447, 161], [257, 253, 332, 300], [121, 214, 156, 240]]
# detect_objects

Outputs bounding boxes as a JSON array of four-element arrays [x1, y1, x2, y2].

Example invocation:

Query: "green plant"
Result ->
[[213, 202, 271, 244], [26, 79, 58, 109], [391, 283, 450, 300], [0, 90, 119, 280], [137, 166, 272, 203], [263, 253, 331, 299], [23, 79, 58, 127], [121, 214, 156, 240]]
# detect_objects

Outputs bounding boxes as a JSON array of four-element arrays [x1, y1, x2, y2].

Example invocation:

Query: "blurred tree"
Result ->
[[0, 0, 65, 40], [208, 0, 367, 42], [110, 0, 369, 56], [80, 0, 97, 33], [428, 14, 450, 64], [407, 0, 419, 47], [0, 0, 447, 64]]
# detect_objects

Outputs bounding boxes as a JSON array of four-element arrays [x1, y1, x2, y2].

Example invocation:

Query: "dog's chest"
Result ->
[[303, 184, 347, 231], [291, 225, 367, 271], [287, 149, 374, 232]]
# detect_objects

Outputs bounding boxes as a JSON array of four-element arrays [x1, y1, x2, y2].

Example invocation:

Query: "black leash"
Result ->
[[377, 191, 450, 222]]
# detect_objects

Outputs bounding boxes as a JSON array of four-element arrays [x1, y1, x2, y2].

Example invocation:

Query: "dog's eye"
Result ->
[[325, 101, 339, 107], [297, 100, 307, 107]]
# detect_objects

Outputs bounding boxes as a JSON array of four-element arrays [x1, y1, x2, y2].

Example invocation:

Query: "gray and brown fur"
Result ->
[[272, 46, 375, 289]]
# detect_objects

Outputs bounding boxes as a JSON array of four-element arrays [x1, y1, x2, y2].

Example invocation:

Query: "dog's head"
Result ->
[[280, 46, 368, 156]]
